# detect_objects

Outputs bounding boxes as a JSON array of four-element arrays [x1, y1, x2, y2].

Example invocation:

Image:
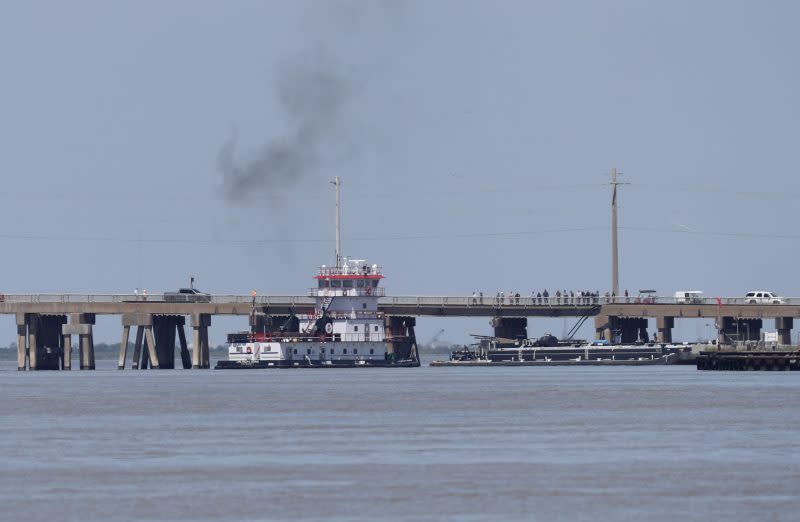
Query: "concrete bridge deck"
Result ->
[[1, 294, 799, 318], [7, 294, 800, 371]]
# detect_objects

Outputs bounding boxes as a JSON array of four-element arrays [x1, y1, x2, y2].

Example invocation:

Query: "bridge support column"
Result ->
[[192, 326, 201, 369], [122, 314, 168, 370], [718, 317, 734, 345], [28, 315, 38, 371], [177, 321, 191, 369], [20, 314, 66, 371], [656, 316, 673, 344], [491, 317, 527, 342], [384, 316, 419, 364], [16, 314, 27, 371], [131, 326, 145, 369], [250, 313, 268, 335], [118, 325, 130, 369], [594, 316, 615, 341], [203, 326, 210, 369], [741, 319, 762, 341], [191, 314, 211, 369], [151, 316, 186, 369], [70, 314, 96, 370], [144, 326, 160, 369], [718, 317, 762, 344], [618, 318, 648, 343], [776, 317, 793, 345], [63, 316, 92, 371], [62, 332, 72, 370]]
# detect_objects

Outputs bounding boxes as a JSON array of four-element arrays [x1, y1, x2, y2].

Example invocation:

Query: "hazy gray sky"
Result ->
[[2, 0, 799, 344]]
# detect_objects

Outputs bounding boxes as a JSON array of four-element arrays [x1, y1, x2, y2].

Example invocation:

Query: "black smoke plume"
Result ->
[[218, 50, 351, 201]]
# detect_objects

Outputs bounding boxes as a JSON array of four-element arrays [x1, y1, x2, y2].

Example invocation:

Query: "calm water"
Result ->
[[1, 358, 799, 521]]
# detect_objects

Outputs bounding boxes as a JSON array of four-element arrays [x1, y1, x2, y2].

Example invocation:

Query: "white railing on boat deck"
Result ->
[[309, 288, 386, 297], [316, 265, 383, 277]]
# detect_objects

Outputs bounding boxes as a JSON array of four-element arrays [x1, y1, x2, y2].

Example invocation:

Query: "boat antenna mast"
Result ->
[[331, 176, 342, 268]]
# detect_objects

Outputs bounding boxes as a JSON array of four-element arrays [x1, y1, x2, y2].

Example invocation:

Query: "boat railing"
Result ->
[[324, 311, 383, 319], [233, 333, 383, 343], [317, 265, 383, 277], [309, 287, 386, 297]]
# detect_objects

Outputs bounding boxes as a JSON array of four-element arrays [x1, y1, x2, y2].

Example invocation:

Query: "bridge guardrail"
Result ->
[[1, 294, 799, 307]]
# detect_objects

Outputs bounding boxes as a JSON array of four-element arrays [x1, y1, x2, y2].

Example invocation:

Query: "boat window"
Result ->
[[343, 280, 354, 288], [293, 348, 297, 354], [354, 349, 358, 354], [343, 348, 348, 354], [362, 303, 367, 309], [307, 348, 311, 355], [330, 349, 335, 354], [318, 280, 329, 288], [354, 325, 359, 332], [331, 280, 341, 288], [356, 279, 365, 288], [372, 280, 379, 287], [374, 326, 379, 332], [370, 349, 374, 354]]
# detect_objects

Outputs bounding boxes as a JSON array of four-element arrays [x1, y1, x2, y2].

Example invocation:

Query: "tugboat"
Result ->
[[215, 177, 420, 369]]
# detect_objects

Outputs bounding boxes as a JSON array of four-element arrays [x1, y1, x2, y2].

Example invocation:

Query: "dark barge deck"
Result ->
[[696, 351, 800, 371]]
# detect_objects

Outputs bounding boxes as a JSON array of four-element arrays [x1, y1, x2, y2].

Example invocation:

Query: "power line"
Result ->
[[621, 226, 800, 240], [1, 224, 797, 245], [0, 226, 608, 245]]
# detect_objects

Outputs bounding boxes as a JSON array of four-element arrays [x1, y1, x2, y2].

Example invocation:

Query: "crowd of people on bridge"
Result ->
[[470, 289, 634, 306]]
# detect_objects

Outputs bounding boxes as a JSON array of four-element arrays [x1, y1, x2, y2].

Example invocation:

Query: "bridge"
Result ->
[[5, 293, 799, 371]]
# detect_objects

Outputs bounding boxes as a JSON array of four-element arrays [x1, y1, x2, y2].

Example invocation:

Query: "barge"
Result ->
[[431, 335, 693, 367]]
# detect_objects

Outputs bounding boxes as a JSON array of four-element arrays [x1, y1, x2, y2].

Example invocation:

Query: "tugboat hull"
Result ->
[[215, 359, 419, 369]]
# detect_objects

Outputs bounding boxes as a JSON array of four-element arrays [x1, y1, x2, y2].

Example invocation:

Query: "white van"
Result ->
[[675, 291, 703, 304]]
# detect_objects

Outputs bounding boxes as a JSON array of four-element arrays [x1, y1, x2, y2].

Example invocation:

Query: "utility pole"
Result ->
[[331, 176, 342, 268], [609, 168, 629, 297]]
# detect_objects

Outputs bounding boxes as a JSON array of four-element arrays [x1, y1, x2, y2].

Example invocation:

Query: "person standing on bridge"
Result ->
[[625, 289, 629, 303]]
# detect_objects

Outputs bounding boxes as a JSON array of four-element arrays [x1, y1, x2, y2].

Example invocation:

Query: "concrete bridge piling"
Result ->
[[776, 317, 792, 345], [16, 313, 69, 371], [384, 316, 419, 363], [118, 314, 192, 370], [491, 317, 527, 341], [191, 314, 211, 369]]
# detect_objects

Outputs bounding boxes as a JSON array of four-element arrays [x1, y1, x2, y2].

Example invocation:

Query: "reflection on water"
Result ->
[[1, 359, 799, 521]]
